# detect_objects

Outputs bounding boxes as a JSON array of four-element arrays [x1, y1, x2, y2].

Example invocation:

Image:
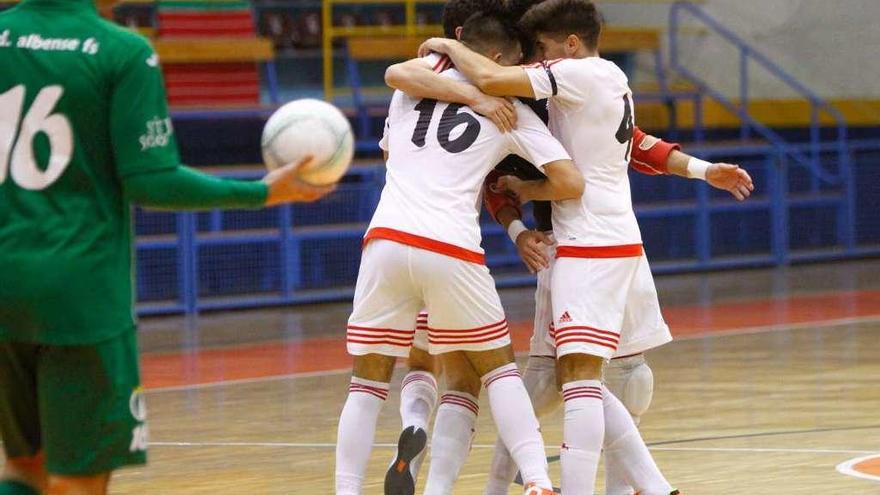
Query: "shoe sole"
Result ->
[[384, 426, 428, 495]]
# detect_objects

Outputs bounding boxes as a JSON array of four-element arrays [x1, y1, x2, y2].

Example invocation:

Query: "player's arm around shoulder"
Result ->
[[385, 55, 518, 132], [417, 38, 535, 98]]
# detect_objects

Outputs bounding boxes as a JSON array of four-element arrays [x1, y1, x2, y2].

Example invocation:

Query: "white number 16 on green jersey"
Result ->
[[0, 84, 73, 190]]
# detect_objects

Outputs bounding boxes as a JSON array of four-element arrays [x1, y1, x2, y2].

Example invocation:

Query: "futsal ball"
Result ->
[[261, 98, 355, 186]]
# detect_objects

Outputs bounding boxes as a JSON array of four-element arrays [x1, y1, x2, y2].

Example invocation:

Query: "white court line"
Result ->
[[836, 453, 880, 483], [148, 441, 875, 456], [651, 446, 876, 455], [145, 314, 880, 394]]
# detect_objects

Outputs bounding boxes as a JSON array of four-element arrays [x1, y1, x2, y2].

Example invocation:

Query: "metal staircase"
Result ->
[[665, 1, 856, 266]]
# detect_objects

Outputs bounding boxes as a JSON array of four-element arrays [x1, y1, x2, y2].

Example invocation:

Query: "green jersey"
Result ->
[[0, 0, 180, 345]]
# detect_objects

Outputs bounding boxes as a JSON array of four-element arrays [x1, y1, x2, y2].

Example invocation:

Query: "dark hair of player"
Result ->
[[442, 0, 505, 38], [519, 0, 603, 51], [459, 11, 521, 59], [505, 0, 544, 22], [504, 0, 545, 61]]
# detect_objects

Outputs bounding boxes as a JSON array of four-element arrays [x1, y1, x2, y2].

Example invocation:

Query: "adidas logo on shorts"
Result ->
[[559, 311, 572, 324]]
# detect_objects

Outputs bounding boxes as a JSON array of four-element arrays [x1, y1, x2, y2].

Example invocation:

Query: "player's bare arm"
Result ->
[[496, 160, 583, 203], [631, 128, 754, 201], [385, 57, 517, 131], [665, 150, 754, 201], [418, 38, 536, 98]]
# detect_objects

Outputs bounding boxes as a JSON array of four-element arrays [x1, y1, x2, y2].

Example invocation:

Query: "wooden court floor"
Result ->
[[6, 260, 880, 494]]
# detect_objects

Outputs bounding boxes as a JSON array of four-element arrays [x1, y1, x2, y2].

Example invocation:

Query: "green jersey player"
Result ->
[[0, 0, 332, 493]]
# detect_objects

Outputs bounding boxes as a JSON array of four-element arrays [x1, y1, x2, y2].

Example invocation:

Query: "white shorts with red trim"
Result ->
[[549, 254, 672, 360], [529, 238, 556, 357], [414, 311, 429, 351], [347, 240, 510, 357]]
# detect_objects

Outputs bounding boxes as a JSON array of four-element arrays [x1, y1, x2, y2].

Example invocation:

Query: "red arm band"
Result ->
[[629, 126, 680, 176], [483, 169, 522, 224]]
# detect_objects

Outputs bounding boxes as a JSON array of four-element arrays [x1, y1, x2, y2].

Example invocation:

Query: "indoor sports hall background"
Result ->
[[2, 0, 877, 492], [112, 0, 879, 314]]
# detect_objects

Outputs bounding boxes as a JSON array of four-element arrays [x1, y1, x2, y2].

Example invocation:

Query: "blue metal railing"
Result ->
[[669, 1, 856, 252], [134, 136, 880, 316]]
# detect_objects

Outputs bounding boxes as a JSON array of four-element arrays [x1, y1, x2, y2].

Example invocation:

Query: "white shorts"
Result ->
[[529, 240, 557, 357], [414, 312, 429, 352], [548, 254, 672, 360], [347, 240, 510, 357]]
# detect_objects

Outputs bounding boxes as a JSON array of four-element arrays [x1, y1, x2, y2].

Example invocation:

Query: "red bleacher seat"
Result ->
[[157, 5, 263, 106], [163, 63, 261, 106], [158, 10, 256, 37]]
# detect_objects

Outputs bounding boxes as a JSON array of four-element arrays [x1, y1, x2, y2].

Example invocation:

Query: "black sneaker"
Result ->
[[384, 426, 428, 495]]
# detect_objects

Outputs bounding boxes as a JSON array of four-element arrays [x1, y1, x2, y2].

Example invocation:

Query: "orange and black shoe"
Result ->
[[523, 483, 557, 494], [384, 426, 428, 495]]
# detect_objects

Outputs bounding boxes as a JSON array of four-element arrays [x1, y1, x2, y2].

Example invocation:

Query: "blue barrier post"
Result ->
[[264, 61, 281, 105], [695, 181, 711, 267], [810, 105, 821, 192], [838, 149, 857, 253], [279, 204, 294, 300], [739, 47, 750, 141], [177, 212, 199, 314], [769, 152, 790, 265], [289, 210, 303, 294]]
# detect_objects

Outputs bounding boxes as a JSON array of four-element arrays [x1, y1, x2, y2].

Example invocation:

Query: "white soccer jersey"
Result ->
[[525, 57, 642, 250], [369, 59, 570, 264]]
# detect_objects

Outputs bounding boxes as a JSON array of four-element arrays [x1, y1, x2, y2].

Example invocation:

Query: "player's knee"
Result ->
[[523, 356, 562, 418], [406, 347, 437, 374], [462, 345, 515, 378], [352, 354, 396, 383], [605, 354, 654, 419], [557, 353, 603, 384], [444, 366, 482, 398], [47, 473, 109, 495]]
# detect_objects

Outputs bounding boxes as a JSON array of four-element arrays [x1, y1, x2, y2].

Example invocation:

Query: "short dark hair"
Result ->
[[519, 0, 603, 51], [504, 0, 546, 60], [442, 0, 504, 39], [505, 0, 545, 22], [460, 11, 521, 58]]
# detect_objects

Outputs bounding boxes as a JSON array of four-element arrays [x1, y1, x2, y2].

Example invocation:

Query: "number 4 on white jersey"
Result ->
[[0, 84, 73, 190]]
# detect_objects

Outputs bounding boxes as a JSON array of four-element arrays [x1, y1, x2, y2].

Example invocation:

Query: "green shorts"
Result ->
[[0, 331, 147, 475]]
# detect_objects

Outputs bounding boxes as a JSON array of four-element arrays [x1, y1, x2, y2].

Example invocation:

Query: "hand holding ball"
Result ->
[[261, 99, 355, 186]]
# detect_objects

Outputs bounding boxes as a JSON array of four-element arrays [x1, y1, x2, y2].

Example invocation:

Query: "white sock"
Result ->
[[335, 377, 390, 495], [560, 379, 604, 495], [398, 370, 438, 481], [482, 363, 552, 490], [423, 392, 479, 495], [603, 386, 672, 495], [400, 370, 438, 430], [604, 447, 634, 495], [604, 354, 652, 495], [484, 356, 561, 495], [484, 436, 517, 495]]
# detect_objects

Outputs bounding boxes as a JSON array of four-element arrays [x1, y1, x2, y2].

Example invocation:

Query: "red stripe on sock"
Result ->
[[483, 369, 521, 388], [402, 374, 436, 389], [562, 392, 604, 402], [440, 395, 479, 415]]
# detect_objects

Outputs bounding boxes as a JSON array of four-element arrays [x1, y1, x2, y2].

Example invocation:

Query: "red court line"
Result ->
[[141, 290, 880, 389]]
